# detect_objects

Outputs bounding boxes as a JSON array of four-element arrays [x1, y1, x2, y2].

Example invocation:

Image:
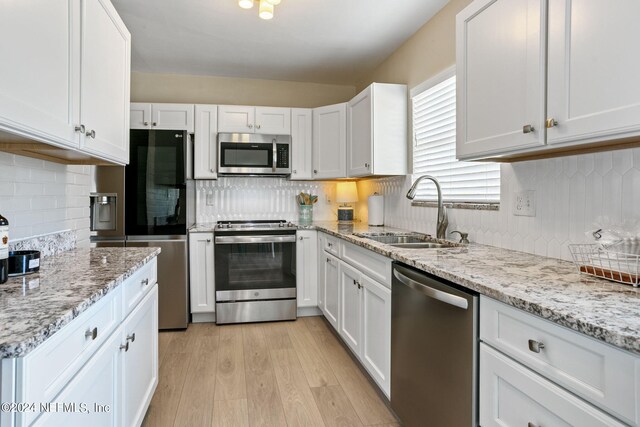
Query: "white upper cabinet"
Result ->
[[0, 0, 81, 150], [348, 83, 407, 177], [458, 0, 640, 160], [546, 0, 640, 147], [456, 0, 546, 160], [0, 0, 131, 165], [194, 105, 218, 179], [313, 103, 347, 179], [218, 106, 291, 134], [80, 0, 131, 164], [130, 103, 194, 132], [290, 108, 313, 180]]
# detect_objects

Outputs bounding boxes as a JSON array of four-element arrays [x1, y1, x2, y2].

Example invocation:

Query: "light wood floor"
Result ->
[[142, 316, 399, 427]]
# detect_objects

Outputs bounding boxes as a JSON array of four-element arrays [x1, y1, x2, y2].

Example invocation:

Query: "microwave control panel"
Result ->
[[276, 144, 289, 168]]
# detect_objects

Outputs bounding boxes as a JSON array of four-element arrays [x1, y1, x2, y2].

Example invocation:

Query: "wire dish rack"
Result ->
[[569, 244, 640, 287]]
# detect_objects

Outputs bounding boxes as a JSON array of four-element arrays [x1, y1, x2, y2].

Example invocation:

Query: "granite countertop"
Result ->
[[188, 220, 640, 355], [0, 247, 161, 358]]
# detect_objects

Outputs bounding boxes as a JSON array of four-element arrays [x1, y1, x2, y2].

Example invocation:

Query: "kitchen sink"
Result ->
[[355, 233, 460, 249], [360, 234, 429, 244], [390, 242, 451, 249]]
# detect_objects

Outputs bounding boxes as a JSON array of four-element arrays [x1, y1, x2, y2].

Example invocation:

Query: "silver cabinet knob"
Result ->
[[364, 163, 369, 168], [292, 170, 297, 174], [206, 238, 211, 242], [528, 339, 545, 353], [75, 124, 85, 133], [546, 118, 558, 128], [86, 129, 96, 138], [210, 168, 215, 173], [120, 342, 129, 352], [326, 258, 331, 263], [256, 124, 261, 129], [143, 121, 149, 126], [357, 282, 362, 290], [522, 125, 535, 134], [126, 333, 136, 343], [85, 327, 98, 340], [248, 124, 253, 129], [152, 122, 157, 126], [141, 278, 149, 286], [299, 236, 304, 241], [313, 170, 318, 174], [353, 279, 357, 286]]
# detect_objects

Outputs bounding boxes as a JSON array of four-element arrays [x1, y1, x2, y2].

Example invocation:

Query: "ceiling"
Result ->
[[111, 0, 449, 85]]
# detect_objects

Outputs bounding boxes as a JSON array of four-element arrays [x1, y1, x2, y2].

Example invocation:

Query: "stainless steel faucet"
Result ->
[[406, 175, 448, 239]]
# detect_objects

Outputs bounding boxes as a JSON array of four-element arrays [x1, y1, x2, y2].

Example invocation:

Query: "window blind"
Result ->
[[412, 74, 500, 203]]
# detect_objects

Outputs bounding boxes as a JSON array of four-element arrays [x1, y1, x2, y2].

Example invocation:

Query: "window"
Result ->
[[412, 68, 500, 203]]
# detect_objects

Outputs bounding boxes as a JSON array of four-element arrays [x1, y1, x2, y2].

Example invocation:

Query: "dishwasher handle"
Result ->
[[393, 269, 469, 310]]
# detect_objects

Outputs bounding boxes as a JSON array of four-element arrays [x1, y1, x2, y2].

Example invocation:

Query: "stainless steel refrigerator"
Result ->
[[91, 129, 194, 329]]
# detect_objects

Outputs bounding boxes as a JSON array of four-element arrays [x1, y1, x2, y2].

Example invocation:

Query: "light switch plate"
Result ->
[[514, 190, 536, 216]]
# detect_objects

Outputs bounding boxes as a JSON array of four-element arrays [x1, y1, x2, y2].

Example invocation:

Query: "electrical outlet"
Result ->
[[514, 190, 536, 216], [206, 192, 215, 206]]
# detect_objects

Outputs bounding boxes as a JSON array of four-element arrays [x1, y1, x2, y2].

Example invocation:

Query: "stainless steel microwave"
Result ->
[[218, 133, 291, 176]]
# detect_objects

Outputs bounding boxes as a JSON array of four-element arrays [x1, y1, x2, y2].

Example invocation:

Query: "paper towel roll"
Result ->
[[368, 193, 384, 226]]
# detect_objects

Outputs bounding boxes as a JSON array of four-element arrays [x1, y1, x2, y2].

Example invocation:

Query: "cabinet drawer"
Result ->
[[123, 257, 158, 318], [341, 240, 391, 286], [323, 233, 340, 257], [480, 343, 626, 427], [481, 296, 640, 425], [19, 286, 122, 424]]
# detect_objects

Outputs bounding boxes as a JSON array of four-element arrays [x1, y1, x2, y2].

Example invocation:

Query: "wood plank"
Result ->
[[157, 331, 179, 365], [212, 399, 249, 427], [173, 325, 220, 427], [271, 349, 326, 427], [262, 321, 294, 350], [304, 318, 396, 426], [242, 324, 287, 427], [214, 325, 247, 401], [143, 352, 192, 427], [311, 385, 363, 427], [287, 319, 338, 388]]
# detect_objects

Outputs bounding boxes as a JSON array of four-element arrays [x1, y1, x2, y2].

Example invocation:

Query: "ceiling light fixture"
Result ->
[[240, 0, 281, 19]]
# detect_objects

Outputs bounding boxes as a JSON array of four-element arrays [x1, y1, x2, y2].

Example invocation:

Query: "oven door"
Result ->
[[214, 233, 297, 302], [218, 141, 274, 175]]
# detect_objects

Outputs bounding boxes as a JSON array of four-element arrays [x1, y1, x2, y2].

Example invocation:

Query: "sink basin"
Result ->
[[361, 235, 428, 244], [355, 232, 460, 249], [390, 242, 450, 249]]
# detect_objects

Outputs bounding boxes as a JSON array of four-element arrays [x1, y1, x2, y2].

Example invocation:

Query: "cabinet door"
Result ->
[[290, 108, 313, 180], [152, 103, 194, 133], [456, 0, 546, 159], [547, 0, 640, 146], [338, 261, 362, 356], [130, 103, 151, 130], [0, 0, 80, 150], [348, 86, 373, 177], [317, 234, 326, 311], [122, 285, 158, 427], [296, 230, 318, 308], [322, 253, 340, 330], [313, 103, 347, 179], [189, 233, 215, 313], [31, 328, 123, 427], [218, 105, 255, 133], [480, 344, 626, 427], [255, 107, 291, 135], [79, 0, 131, 164], [194, 105, 218, 179], [361, 275, 391, 397]]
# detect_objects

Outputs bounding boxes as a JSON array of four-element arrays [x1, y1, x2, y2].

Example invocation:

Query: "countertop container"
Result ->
[[8, 250, 40, 276]]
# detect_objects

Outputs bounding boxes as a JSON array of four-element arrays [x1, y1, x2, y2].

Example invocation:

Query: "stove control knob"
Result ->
[[279, 222, 284, 227]]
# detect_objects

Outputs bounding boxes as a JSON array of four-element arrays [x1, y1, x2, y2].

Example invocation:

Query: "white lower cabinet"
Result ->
[[321, 251, 340, 330], [317, 233, 326, 311], [296, 230, 318, 308], [338, 261, 362, 355], [480, 343, 626, 427], [189, 232, 216, 317], [122, 286, 158, 427]]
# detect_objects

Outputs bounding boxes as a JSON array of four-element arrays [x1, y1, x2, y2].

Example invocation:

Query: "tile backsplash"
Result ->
[[196, 177, 340, 223], [0, 152, 90, 247], [357, 147, 640, 260]]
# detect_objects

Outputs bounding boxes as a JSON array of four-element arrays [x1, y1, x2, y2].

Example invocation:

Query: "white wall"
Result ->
[[357, 147, 640, 261], [0, 152, 90, 247], [196, 177, 339, 223]]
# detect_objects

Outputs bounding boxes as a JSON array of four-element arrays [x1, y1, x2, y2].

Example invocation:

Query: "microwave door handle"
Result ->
[[273, 139, 277, 172]]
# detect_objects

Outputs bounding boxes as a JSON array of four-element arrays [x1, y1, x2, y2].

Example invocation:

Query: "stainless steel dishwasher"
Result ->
[[391, 263, 478, 427]]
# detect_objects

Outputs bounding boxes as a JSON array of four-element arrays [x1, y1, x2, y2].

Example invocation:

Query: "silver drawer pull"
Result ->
[[120, 342, 129, 352], [126, 333, 136, 343], [522, 124, 535, 134], [141, 278, 149, 286], [85, 327, 98, 340], [528, 339, 545, 353]]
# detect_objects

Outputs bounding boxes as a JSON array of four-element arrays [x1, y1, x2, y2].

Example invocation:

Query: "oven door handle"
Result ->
[[215, 235, 297, 244]]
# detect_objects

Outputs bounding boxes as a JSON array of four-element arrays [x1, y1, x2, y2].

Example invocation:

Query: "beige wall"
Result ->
[[357, 0, 472, 91], [131, 72, 356, 108]]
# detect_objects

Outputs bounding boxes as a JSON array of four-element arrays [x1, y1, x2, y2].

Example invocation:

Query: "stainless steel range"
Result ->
[[214, 220, 297, 324]]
